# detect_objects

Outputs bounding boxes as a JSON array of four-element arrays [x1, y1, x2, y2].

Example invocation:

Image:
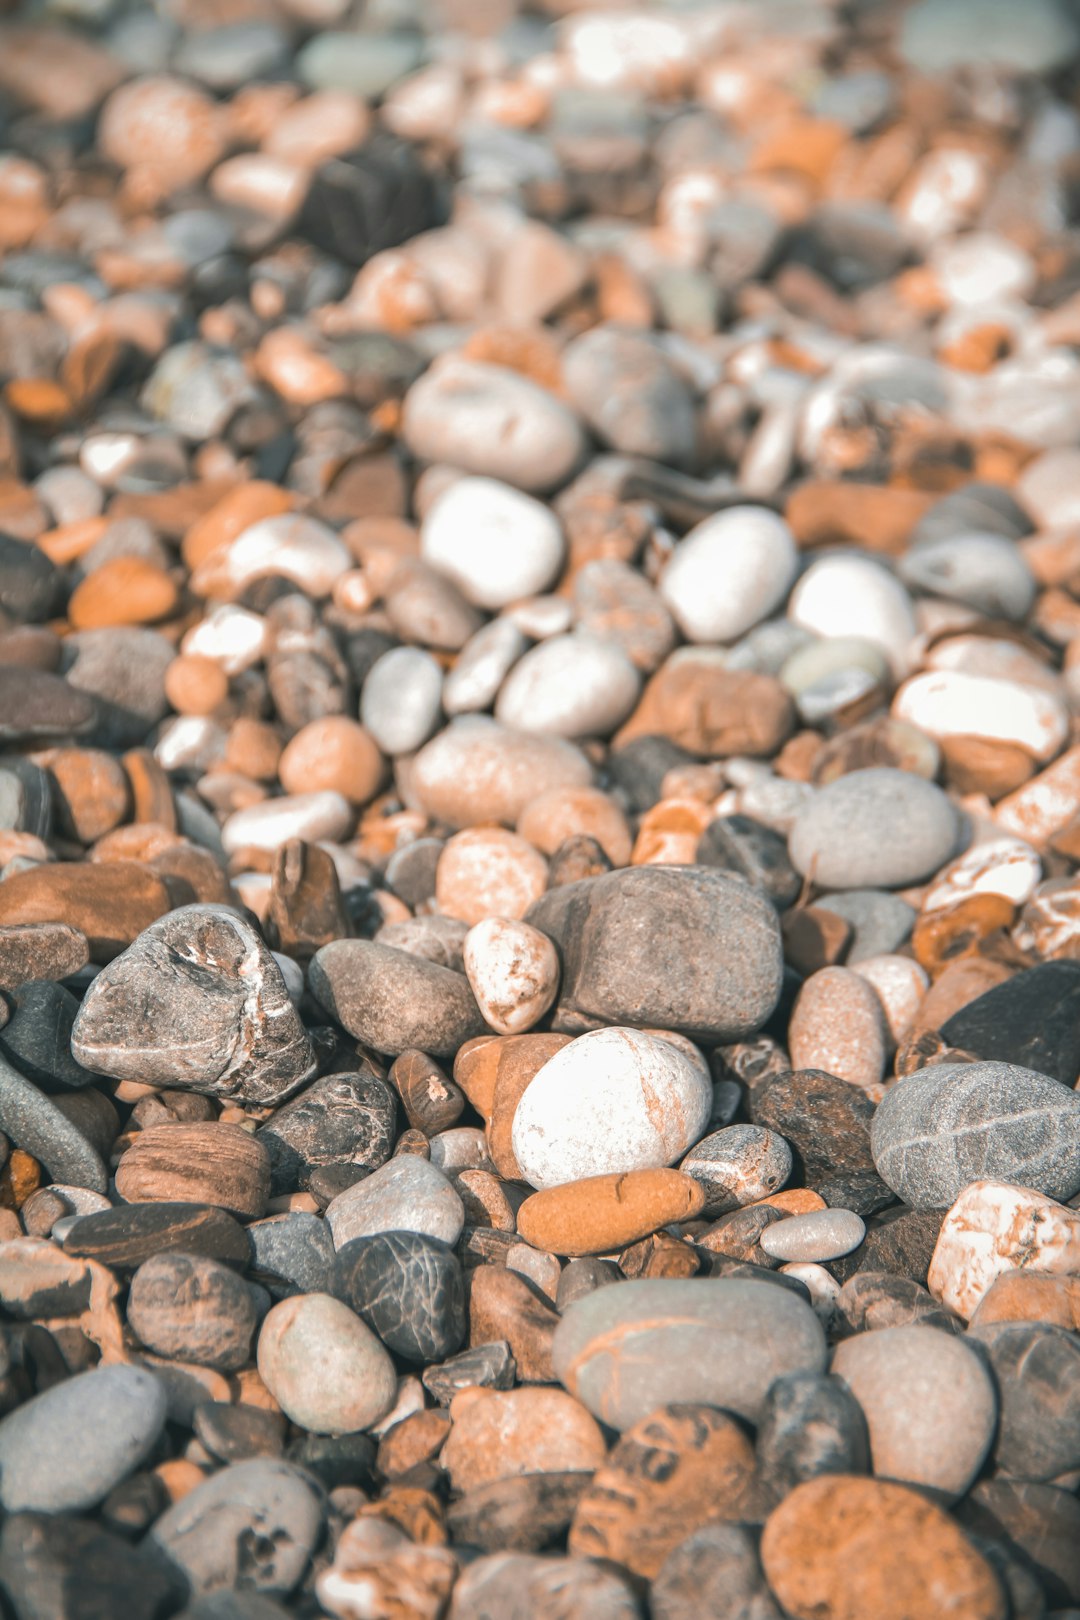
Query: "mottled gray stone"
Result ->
[[816, 890, 916, 961], [128, 1252, 257, 1371], [248, 1213, 337, 1299], [651, 1521, 781, 1620], [309, 939, 487, 1057], [448, 1553, 642, 1620], [0, 1051, 108, 1192], [975, 1321, 1080, 1482], [0, 1364, 167, 1513], [871, 1062, 1080, 1209], [325, 1155, 464, 1250], [0, 1513, 185, 1620], [258, 1072, 397, 1197], [789, 768, 962, 891], [526, 865, 783, 1041], [756, 1372, 870, 1502], [72, 905, 316, 1105], [679, 1125, 793, 1214]]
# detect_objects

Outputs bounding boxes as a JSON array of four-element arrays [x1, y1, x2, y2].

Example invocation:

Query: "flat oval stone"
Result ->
[[562, 327, 696, 465], [832, 1324, 997, 1498], [257, 1292, 397, 1435], [678, 1125, 793, 1214], [788, 554, 917, 679], [222, 791, 352, 854], [899, 533, 1036, 620], [526, 865, 783, 1042], [0, 860, 175, 962], [114, 1123, 270, 1221], [407, 717, 592, 830], [761, 1476, 1006, 1620], [64, 1202, 250, 1272], [422, 477, 564, 610], [761, 1210, 866, 1263], [148, 1460, 325, 1597], [0, 1364, 167, 1513], [871, 1063, 1080, 1210], [788, 967, 888, 1095], [511, 1027, 713, 1190], [789, 768, 962, 890], [516, 1169, 705, 1256], [495, 633, 641, 740], [361, 645, 443, 756], [128, 1251, 258, 1371], [0, 665, 96, 742], [660, 507, 798, 644], [335, 1230, 466, 1362], [309, 940, 487, 1058], [72, 905, 316, 1105], [553, 1277, 827, 1432], [324, 1155, 464, 1250], [756, 1371, 870, 1501], [975, 1321, 1080, 1482]]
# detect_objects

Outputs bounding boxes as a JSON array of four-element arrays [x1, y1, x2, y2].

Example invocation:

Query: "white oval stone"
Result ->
[[788, 555, 917, 678], [222, 791, 352, 854], [511, 1026, 713, 1191], [190, 513, 351, 601], [402, 357, 586, 493], [779, 1262, 842, 1327], [760, 1209, 866, 1263], [921, 836, 1042, 914], [360, 646, 443, 755], [443, 619, 528, 715], [893, 670, 1069, 762], [181, 604, 269, 675], [659, 506, 798, 643], [495, 633, 640, 739], [463, 918, 560, 1036], [257, 1293, 397, 1434], [928, 1179, 1080, 1320], [422, 477, 565, 610], [850, 954, 928, 1047], [931, 231, 1036, 307]]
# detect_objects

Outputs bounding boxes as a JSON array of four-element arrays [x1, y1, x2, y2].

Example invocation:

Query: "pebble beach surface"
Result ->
[[1, 0, 1080, 1616]]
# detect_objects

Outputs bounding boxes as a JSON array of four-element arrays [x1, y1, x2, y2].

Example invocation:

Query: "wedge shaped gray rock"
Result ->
[[0, 1363, 167, 1512], [788, 768, 962, 891], [71, 904, 316, 1105], [308, 939, 488, 1057], [871, 1062, 1080, 1210], [526, 865, 783, 1041], [552, 1278, 827, 1432]]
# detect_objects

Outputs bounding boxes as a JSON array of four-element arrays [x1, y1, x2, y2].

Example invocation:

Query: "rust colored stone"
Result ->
[[517, 1170, 705, 1258], [0, 861, 176, 961], [467, 1263, 558, 1383], [614, 661, 794, 758]]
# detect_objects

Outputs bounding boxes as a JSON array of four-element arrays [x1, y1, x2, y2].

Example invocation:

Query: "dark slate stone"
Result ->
[[958, 1480, 1080, 1608], [0, 667, 96, 743], [940, 962, 1080, 1086], [193, 1402, 284, 1466], [63, 1203, 251, 1273], [830, 1207, 945, 1288], [71, 904, 316, 1106], [284, 1433, 376, 1492], [0, 534, 61, 624], [815, 1168, 898, 1219], [0, 1512, 184, 1620], [756, 1372, 871, 1501], [526, 865, 783, 1042], [247, 1212, 337, 1299], [606, 736, 696, 813], [871, 1061, 1080, 1209], [295, 138, 443, 268], [695, 814, 802, 909], [258, 1072, 397, 1198], [335, 1230, 466, 1362], [836, 1271, 964, 1336], [699, 1259, 813, 1304], [0, 981, 97, 1091], [0, 1052, 107, 1193], [750, 1068, 876, 1182], [976, 1322, 1080, 1483], [0, 756, 52, 837], [422, 1340, 516, 1406], [61, 629, 171, 750]]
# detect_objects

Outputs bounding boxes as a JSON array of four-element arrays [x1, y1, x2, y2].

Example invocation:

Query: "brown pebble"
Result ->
[[278, 716, 387, 806], [41, 747, 131, 845], [114, 1123, 270, 1220], [388, 1050, 466, 1136], [0, 861, 177, 961], [164, 654, 229, 716], [467, 1264, 558, 1384], [517, 1170, 705, 1257], [68, 557, 179, 629]]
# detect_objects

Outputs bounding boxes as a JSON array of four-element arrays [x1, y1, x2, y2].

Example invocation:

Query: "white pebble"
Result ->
[[421, 476, 565, 610]]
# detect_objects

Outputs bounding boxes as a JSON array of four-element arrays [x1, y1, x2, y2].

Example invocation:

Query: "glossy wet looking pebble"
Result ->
[[1, 0, 1080, 1617]]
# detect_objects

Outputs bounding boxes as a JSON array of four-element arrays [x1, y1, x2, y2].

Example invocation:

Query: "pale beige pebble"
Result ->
[[98, 75, 226, 189], [336, 249, 439, 334], [463, 918, 560, 1036], [264, 90, 371, 167], [441, 1386, 607, 1493], [405, 718, 592, 831], [893, 672, 1069, 764], [995, 745, 1080, 844], [332, 570, 376, 617], [257, 1292, 397, 1434], [228, 873, 272, 921], [928, 1180, 1080, 1320], [493, 220, 588, 325], [222, 791, 353, 854], [368, 1376, 426, 1439], [436, 828, 548, 926], [209, 155, 307, 221], [920, 835, 1041, 914], [788, 967, 887, 1095], [182, 605, 270, 676], [278, 717, 386, 806], [191, 514, 351, 602], [405, 227, 497, 326], [317, 1516, 457, 1620], [780, 1262, 842, 1328], [254, 328, 348, 406], [516, 787, 632, 867], [505, 1241, 562, 1302], [0, 154, 49, 249], [381, 63, 465, 142], [505, 597, 575, 640], [850, 955, 928, 1049]]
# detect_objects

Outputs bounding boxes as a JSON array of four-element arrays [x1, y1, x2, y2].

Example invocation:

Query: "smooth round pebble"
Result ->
[[421, 477, 565, 610], [495, 633, 641, 740], [659, 507, 799, 644], [789, 767, 963, 890], [436, 828, 548, 925], [788, 967, 888, 1094], [360, 646, 443, 755], [761, 1209, 866, 1263], [257, 1292, 398, 1434], [463, 917, 560, 1035]]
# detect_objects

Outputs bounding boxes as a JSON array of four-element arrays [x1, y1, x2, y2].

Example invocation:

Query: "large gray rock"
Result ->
[[526, 866, 783, 1042], [871, 1062, 1080, 1209], [553, 1278, 827, 1432], [974, 1321, 1080, 1483], [788, 768, 962, 891], [0, 1364, 167, 1513], [309, 939, 487, 1057], [71, 905, 316, 1105]]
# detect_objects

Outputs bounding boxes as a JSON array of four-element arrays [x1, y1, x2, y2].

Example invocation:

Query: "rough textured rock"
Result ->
[[335, 1231, 466, 1362], [756, 1372, 871, 1503], [309, 940, 488, 1058], [258, 1072, 397, 1197]]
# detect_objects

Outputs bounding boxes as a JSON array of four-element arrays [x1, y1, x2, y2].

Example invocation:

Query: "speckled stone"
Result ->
[[751, 1068, 876, 1184], [127, 1251, 258, 1371], [309, 940, 487, 1058], [678, 1125, 793, 1214], [248, 1212, 337, 1300], [756, 1372, 871, 1502], [789, 768, 962, 890], [761, 1209, 866, 1263], [872, 1063, 1080, 1209], [257, 1292, 397, 1434], [335, 1230, 466, 1362]]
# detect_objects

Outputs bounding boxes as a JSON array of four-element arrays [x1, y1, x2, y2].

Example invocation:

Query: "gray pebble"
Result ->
[[0, 1051, 108, 1193], [248, 1213, 338, 1299], [899, 532, 1037, 620], [325, 1154, 465, 1250], [679, 1125, 793, 1214], [756, 1371, 870, 1501], [816, 890, 916, 961], [361, 646, 443, 756], [789, 767, 963, 890], [760, 1209, 866, 1263], [309, 939, 486, 1058]]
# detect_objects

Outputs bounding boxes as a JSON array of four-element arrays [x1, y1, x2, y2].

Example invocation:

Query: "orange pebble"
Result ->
[[164, 653, 229, 716], [182, 480, 295, 569], [278, 715, 387, 805], [225, 717, 283, 782], [68, 557, 179, 629], [37, 516, 109, 566], [435, 827, 548, 926]]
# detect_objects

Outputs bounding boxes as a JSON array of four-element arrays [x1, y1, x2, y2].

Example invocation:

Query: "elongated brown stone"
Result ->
[[517, 1171, 705, 1257]]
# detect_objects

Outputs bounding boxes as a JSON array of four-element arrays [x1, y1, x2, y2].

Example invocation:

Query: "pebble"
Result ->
[[495, 633, 641, 740], [788, 967, 888, 1094], [63, 1202, 250, 1273], [72, 904, 316, 1104], [517, 1169, 705, 1256], [463, 918, 560, 1035], [0, 1364, 167, 1512], [128, 1251, 258, 1371], [899, 533, 1037, 620], [679, 1125, 793, 1214], [360, 645, 443, 756], [257, 1292, 397, 1434], [114, 1122, 270, 1220], [756, 1371, 870, 1501], [761, 1210, 866, 1263], [222, 791, 352, 855], [335, 1230, 466, 1362], [407, 718, 592, 830], [511, 1027, 713, 1190], [789, 767, 963, 890], [324, 1154, 465, 1249], [872, 1063, 1080, 1209], [258, 1071, 396, 1197], [928, 1179, 1080, 1320], [309, 940, 487, 1057], [660, 508, 798, 644], [562, 327, 696, 465], [422, 478, 565, 609], [436, 828, 548, 925], [553, 1277, 827, 1431], [832, 1323, 997, 1497], [448, 1554, 640, 1620], [788, 556, 917, 678], [442, 1386, 606, 1493]]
